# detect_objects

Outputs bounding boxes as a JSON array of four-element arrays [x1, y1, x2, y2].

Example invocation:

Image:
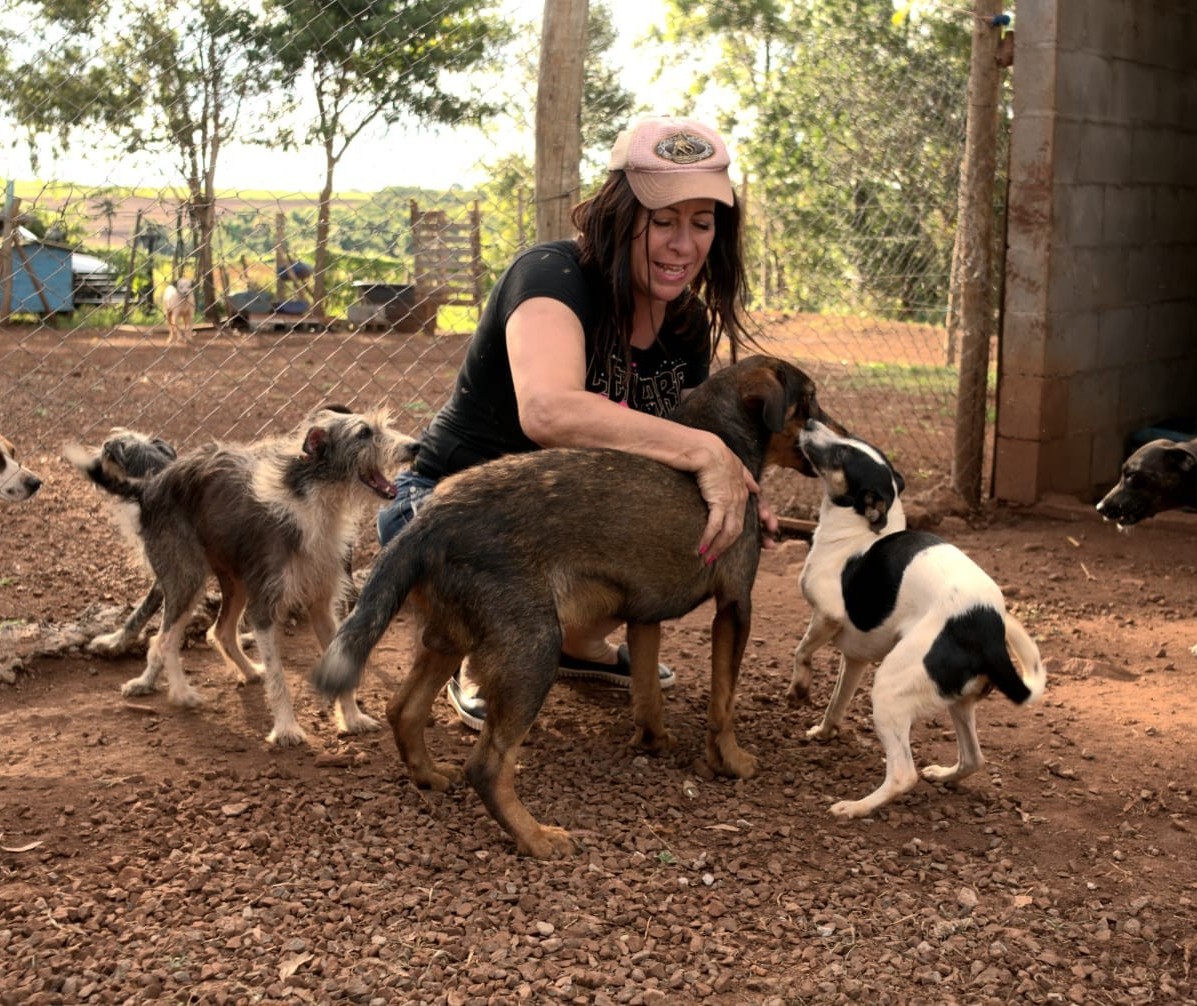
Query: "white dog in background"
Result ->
[[0, 434, 43, 502], [163, 278, 195, 343]]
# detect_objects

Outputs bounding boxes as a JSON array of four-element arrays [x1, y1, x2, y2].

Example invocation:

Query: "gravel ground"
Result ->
[[2, 321, 1195, 1003], [3, 495, 1197, 1003]]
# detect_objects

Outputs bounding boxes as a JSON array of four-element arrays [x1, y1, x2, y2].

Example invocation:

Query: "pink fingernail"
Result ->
[[698, 544, 708, 556]]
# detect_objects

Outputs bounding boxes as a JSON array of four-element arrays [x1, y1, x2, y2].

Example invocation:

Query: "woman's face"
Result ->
[[630, 198, 717, 305]]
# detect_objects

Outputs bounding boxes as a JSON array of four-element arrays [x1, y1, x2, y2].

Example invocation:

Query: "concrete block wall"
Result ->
[[994, 0, 1197, 504]]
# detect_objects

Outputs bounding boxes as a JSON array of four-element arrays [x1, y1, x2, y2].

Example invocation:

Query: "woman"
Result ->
[[378, 114, 773, 729]]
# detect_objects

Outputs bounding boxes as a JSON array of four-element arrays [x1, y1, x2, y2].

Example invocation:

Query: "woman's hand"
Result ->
[[694, 442, 756, 561]]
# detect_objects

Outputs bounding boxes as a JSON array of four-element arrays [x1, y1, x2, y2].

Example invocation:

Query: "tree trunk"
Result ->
[[535, 0, 588, 242], [950, 3, 1003, 506], [314, 160, 334, 317]]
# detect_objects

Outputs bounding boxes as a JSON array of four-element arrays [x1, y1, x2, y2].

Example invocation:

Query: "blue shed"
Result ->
[[5, 233, 74, 314]]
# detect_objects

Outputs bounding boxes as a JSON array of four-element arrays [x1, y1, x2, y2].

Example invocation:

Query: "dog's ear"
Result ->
[[1166, 445, 1197, 471], [151, 438, 178, 462], [104, 440, 132, 470], [302, 426, 329, 458], [741, 368, 789, 433], [860, 490, 890, 531]]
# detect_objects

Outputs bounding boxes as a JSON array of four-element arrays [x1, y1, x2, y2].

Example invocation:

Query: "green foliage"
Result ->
[[264, 0, 510, 160], [664, 0, 973, 324], [581, 2, 638, 171]]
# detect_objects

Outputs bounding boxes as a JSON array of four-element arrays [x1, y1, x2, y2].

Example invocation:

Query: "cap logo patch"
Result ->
[[653, 132, 715, 165]]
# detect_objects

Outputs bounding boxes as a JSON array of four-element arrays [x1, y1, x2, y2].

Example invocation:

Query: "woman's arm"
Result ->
[[506, 297, 759, 560]]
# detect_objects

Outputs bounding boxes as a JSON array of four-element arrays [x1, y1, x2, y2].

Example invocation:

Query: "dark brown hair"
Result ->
[[571, 172, 757, 367]]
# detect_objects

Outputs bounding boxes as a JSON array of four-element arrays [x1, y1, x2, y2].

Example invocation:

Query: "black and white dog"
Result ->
[[1096, 436, 1197, 528], [76, 429, 179, 656], [1, 434, 42, 503], [787, 420, 1046, 818]]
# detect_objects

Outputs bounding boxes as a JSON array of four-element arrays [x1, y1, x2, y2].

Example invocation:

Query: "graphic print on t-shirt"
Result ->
[[587, 352, 687, 416]]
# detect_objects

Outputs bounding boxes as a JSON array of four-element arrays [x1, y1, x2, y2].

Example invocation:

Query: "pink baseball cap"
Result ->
[[608, 116, 734, 210]]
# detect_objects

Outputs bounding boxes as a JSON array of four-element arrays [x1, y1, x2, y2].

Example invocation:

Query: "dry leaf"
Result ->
[[279, 951, 313, 981], [1, 840, 44, 853]]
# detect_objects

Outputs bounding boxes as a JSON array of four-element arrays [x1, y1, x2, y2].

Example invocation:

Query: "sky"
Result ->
[[1, 0, 693, 196]]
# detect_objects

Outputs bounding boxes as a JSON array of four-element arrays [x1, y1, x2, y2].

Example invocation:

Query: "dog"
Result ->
[[786, 420, 1046, 818], [1096, 435, 1197, 656], [67, 407, 418, 745], [163, 278, 196, 343], [0, 434, 42, 502], [74, 429, 179, 656], [310, 355, 834, 858], [1096, 436, 1197, 528]]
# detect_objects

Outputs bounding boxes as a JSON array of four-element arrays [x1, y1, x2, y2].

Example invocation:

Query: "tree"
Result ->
[[662, 0, 971, 321], [481, 2, 635, 270], [0, 1, 272, 321], [264, 0, 510, 315], [92, 193, 119, 252]]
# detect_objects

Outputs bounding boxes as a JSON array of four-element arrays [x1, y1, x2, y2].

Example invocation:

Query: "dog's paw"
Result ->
[[1190, 643, 1197, 658], [784, 682, 812, 707], [337, 710, 381, 735], [517, 824, 579, 860], [236, 666, 265, 686], [266, 724, 308, 747], [88, 631, 132, 657], [805, 723, 839, 742], [708, 739, 759, 780], [120, 678, 157, 698], [168, 686, 204, 709], [921, 763, 967, 784], [629, 724, 675, 754], [411, 762, 464, 791], [829, 799, 870, 819]]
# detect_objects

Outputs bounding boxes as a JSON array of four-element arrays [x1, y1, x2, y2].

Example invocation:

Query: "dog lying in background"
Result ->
[[75, 429, 179, 656], [68, 407, 418, 745], [1096, 435, 1197, 656], [787, 420, 1046, 818], [0, 435, 42, 502], [163, 279, 196, 343], [1096, 436, 1197, 528], [312, 355, 834, 858]]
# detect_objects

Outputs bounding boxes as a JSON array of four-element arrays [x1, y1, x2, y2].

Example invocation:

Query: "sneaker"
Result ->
[[558, 643, 676, 689], [445, 669, 486, 732]]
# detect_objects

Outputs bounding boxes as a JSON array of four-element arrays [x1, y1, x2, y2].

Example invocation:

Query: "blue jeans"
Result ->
[[377, 470, 439, 546]]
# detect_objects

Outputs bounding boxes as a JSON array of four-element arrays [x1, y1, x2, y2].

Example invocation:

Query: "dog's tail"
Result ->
[[63, 443, 147, 503], [310, 532, 426, 698], [1000, 614, 1047, 705]]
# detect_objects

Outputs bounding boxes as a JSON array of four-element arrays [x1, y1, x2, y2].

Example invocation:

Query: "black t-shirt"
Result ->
[[415, 239, 713, 479]]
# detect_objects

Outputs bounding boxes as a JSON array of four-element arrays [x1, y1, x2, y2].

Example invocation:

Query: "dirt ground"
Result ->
[[2, 322, 1197, 1004]]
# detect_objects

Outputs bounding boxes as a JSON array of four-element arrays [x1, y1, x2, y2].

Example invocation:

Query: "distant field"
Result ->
[[11, 182, 375, 250]]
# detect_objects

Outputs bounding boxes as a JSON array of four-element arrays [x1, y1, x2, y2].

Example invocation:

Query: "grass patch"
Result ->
[[834, 361, 996, 396]]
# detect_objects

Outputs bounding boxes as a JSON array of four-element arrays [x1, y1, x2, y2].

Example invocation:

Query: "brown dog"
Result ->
[[312, 355, 834, 858]]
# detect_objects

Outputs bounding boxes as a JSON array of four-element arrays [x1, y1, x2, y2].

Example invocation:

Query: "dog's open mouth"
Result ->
[[1098, 498, 1150, 528], [361, 469, 398, 499]]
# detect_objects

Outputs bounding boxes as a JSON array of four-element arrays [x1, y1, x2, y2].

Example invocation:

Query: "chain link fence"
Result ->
[[0, 0, 1000, 522]]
